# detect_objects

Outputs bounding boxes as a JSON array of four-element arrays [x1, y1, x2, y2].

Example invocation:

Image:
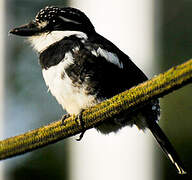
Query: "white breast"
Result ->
[[28, 31, 88, 53], [42, 52, 99, 115]]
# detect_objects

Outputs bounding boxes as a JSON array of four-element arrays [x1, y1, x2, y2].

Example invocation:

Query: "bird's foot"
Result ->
[[76, 130, 86, 141], [61, 114, 70, 125], [75, 110, 86, 141]]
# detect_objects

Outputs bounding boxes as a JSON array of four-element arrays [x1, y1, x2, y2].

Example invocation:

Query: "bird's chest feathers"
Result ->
[[42, 52, 97, 115]]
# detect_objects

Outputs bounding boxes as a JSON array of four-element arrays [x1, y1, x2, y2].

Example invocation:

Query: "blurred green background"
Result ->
[[157, 0, 192, 179], [4, 0, 192, 179], [5, 0, 70, 180]]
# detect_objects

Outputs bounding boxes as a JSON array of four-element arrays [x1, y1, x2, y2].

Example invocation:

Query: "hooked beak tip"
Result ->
[[9, 28, 18, 35]]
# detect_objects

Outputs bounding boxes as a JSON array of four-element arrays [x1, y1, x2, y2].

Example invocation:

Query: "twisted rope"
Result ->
[[0, 59, 192, 160]]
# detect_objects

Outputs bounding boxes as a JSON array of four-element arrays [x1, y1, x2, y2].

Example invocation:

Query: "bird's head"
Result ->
[[10, 6, 95, 52], [10, 6, 95, 36]]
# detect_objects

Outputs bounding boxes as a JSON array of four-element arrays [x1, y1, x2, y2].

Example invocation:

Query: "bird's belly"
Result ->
[[42, 62, 98, 115]]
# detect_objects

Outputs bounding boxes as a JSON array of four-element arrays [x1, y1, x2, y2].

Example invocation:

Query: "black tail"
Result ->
[[148, 120, 186, 175]]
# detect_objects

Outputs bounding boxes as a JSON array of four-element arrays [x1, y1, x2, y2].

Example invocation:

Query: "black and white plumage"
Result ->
[[10, 6, 186, 174]]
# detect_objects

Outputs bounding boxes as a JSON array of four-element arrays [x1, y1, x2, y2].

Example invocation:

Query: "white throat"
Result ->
[[28, 31, 88, 53]]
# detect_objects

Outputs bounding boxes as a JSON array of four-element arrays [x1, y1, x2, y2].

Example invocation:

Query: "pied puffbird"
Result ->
[[10, 6, 186, 174]]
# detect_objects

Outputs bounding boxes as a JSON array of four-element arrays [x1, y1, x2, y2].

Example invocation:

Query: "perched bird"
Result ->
[[10, 6, 186, 174]]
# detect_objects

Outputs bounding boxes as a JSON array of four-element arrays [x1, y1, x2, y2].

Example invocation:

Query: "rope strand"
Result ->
[[0, 59, 192, 160]]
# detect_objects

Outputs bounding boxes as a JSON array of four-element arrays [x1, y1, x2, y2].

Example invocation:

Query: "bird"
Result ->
[[10, 6, 186, 174]]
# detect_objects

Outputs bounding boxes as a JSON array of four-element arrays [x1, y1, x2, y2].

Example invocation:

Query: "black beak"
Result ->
[[10, 21, 42, 36]]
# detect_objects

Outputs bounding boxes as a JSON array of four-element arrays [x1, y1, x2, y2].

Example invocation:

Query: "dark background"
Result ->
[[5, 1, 69, 180], [3, 0, 192, 179], [157, 0, 192, 179]]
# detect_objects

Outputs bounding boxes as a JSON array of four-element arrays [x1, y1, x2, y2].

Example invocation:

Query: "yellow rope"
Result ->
[[0, 59, 192, 160]]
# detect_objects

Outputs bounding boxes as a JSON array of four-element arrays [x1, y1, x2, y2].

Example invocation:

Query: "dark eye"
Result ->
[[52, 22, 62, 29], [45, 19, 63, 31]]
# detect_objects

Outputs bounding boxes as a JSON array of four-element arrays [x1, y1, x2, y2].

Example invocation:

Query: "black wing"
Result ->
[[83, 34, 185, 173], [64, 33, 148, 99]]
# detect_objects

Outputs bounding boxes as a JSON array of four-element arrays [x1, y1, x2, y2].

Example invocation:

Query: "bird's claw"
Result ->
[[61, 114, 70, 125], [75, 109, 86, 141]]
